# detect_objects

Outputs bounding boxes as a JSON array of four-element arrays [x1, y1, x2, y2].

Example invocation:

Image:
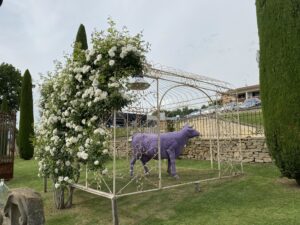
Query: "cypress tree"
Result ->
[[256, 0, 300, 184], [73, 24, 88, 60], [19, 70, 34, 160]]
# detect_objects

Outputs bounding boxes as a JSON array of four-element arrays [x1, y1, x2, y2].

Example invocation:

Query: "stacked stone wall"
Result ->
[[114, 137, 272, 163]]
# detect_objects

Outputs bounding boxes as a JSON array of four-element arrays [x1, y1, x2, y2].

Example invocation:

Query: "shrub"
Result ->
[[35, 19, 149, 208], [0, 63, 22, 111]]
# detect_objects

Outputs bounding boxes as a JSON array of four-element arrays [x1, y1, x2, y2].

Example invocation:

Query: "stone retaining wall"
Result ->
[[114, 137, 272, 163], [182, 137, 272, 163]]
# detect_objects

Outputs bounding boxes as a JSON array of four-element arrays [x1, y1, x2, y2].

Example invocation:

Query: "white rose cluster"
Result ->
[[35, 20, 148, 188]]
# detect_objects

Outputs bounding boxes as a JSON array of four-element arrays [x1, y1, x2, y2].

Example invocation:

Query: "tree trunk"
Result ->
[[53, 185, 74, 209]]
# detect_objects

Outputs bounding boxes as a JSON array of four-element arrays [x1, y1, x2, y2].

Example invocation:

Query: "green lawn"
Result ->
[[238, 110, 263, 127], [5, 158, 300, 225], [220, 110, 263, 127]]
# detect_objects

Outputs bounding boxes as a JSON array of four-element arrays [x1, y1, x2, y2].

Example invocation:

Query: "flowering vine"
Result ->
[[35, 20, 149, 192]]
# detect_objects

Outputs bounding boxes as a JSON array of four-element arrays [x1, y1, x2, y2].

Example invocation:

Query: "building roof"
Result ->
[[222, 84, 259, 95], [234, 84, 259, 92]]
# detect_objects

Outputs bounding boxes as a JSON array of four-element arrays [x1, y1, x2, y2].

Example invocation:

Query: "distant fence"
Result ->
[[175, 109, 264, 138], [113, 109, 264, 139]]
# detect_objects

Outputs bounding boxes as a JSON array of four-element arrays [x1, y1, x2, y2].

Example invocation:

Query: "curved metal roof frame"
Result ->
[[125, 62, 234, 113]]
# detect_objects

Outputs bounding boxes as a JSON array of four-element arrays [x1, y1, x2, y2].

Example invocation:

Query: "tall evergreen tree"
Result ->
[[256, 0, 300, 184], [19, 70, 34, 160], [73, 24, 88, 60]]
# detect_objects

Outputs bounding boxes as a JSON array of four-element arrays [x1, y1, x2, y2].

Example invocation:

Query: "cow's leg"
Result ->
[[130, 156, 137, 177], [167, 158, 171, 175], [166, 149, 179, 179], [141, 155, 150, 175]]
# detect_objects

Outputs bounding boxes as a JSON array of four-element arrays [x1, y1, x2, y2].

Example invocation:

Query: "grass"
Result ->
[[220, 110, 264, 127], [238, 110, 263, 127], [5, 158, 300, 225]]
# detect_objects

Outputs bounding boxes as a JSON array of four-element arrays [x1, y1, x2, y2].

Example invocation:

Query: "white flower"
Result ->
[[90, 116, 98, 122], [108, 50, 115, 57], [54, 168, 59, 174], [108, 46, 117, 57], [75, 73, 82, 82], [101, 92, 108, 99], [94, 54, 102, 64], [89, 48, 96, 56], [92, 79, 99, 87], [75, 125, 83, 132], [55, 183, 60, 189], [109, 60, 115, 66], [94, 89, 102, 97], [108, 82, 120, 88], [96, 54, 102, 61], [65, 161, 71, 166], [82, 65, 91, 74], [63, 110, 70, 117], [77, 151, 88, 160], [81, 119, 86, 124], [50, 148, 56, 156], [64, 176, 69, 182], [94, 160, 99, 165], [58, 176, 64, 182], [102, 168, 108, 175], [94, 128, 106, 135], [79, 146, 84, 151], [103, 149, 108, 154]]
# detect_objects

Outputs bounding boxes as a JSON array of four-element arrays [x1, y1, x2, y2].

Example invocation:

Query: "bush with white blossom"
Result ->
[[35, 20, 149, 190]]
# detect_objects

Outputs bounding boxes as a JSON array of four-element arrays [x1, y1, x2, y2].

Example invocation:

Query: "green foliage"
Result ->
[[19, 70, 34, 160], [256, 0, 300, 183], [0, 97, 9, 112], [0, 63, 22, 111], [73, 24, 88, 60]]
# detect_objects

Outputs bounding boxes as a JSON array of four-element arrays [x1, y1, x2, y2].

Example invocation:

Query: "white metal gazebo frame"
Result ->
[[72, 62, 244, 225]]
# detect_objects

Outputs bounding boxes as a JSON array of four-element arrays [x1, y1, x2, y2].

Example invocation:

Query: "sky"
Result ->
[[0, 0, 259, 119]]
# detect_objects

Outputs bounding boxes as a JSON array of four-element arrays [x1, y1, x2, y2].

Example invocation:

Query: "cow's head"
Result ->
[[183, 124, 200, 138]]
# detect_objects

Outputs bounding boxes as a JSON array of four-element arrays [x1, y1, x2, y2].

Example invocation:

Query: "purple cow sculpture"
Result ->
[[130, 124, 200, 178]]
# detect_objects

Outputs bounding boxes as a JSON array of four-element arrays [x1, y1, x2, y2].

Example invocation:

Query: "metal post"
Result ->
[[111, 197, 119, 225], [43, 177, 47, 193], [113, 110, 117, 195], [157, 79, 162, 189], [85, 165, 88, 188], [112, 110, 119, 225], [209, 138, 213, 169], [126, 113, 129, 160], [216, 104, 221, 178], [236, 95, 244, 174]]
